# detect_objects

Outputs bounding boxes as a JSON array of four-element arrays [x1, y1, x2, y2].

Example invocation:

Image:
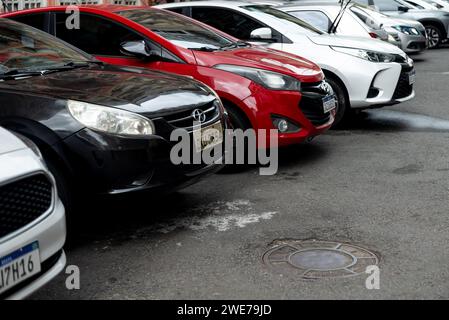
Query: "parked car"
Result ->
[[279, 2, 392, 43], [157, 1, 415, 126], [420, 0, 449, 11], [0, 127, 66, 299], [402, 0, 447, 10], [0, 19, 227, 210], [3, 6, 336, 142], [359, 0, 449, 48], [280, 2, 428, 53]]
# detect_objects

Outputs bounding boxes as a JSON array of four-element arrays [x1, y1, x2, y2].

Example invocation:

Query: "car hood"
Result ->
[[386, 9, 448, 19], [193, 45, 324, 82], [0, 65, 216, 115], [0, 127, 27, 156], [308, 33, 405, 54], [380, 16, 425, 30]]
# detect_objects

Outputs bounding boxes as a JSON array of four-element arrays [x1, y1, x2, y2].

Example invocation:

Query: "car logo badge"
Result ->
[[192, 109, 206, 123]]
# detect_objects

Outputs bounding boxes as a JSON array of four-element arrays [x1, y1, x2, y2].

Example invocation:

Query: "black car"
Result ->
[[0, 19, 227, 209]]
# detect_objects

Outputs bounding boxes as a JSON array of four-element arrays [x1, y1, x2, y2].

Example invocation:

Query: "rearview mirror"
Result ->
[[398, 6, 409, 12], [249, 27, 274, 41], [120, 40, 161, 60]]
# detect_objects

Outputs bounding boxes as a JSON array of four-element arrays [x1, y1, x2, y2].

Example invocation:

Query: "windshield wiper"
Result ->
[[329, 0, 353, 33], [189, 47, 219, 52], [0, 68, 45, 80], [219, 41, 250, 50]]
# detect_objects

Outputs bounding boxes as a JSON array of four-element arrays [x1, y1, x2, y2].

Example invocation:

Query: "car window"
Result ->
[[55, 12, 144, 56], [191, 7, 266, 41], [8, 13, 46, 31], [118, 9, 235, 50], [287, 10, 331, 33], [0, 20, 91, 72], [243, 5, 323, 35]]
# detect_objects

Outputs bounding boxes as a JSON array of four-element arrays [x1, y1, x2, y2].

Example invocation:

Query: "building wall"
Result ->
[[0, 0, 155, 12]]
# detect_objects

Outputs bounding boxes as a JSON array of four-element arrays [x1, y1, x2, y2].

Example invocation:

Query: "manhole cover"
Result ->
[[263, 240, 378, 279]]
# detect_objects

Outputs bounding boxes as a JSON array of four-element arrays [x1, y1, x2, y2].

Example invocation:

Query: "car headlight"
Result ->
[[331, 46, 396, 63], [213, 64, 301, 91], [67, 100, 154, 136], [392, 25, 420, 35]]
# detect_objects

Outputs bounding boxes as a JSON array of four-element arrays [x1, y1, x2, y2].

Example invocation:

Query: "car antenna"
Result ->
[[328, 0, 353, 34]]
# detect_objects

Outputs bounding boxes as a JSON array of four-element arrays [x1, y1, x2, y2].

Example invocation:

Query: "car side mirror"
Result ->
[[398, 6, 409, 12], [120, 40, 161, 60], [249, 27, 274, 42]]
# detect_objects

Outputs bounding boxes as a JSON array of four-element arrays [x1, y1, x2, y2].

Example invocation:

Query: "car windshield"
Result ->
[[243, 5, 323, 35], [118, 9, 236, 50], [0, 20, 91, 74]]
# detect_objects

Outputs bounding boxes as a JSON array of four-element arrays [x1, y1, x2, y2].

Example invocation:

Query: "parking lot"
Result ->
[[32, 46, 449, 300]]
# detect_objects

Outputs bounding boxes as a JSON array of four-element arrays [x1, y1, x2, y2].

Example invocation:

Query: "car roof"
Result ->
[[0, 4, 153, 15], [158, 1, 259, 8]]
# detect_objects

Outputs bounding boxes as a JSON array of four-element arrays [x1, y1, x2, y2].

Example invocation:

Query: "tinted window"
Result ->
[[9, 13, 46, 31], [0, 20, 90, 72], [243, 5, 323, 35], [288, 10, 331, 33], [55, 12, 143, 56], [191, 7, 265, 40], [373, 0, 414, 10], [119, 9, 234, 50]]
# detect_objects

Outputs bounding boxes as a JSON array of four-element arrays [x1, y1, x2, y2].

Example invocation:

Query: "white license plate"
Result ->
[[193, 122, 224, 153], [409, 70, 416, 85], [0, 242, 41, 295], [323, 95, 336, 113]]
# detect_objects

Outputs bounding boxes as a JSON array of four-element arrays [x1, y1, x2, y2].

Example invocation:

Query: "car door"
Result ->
[[51, 11, 195, 76]]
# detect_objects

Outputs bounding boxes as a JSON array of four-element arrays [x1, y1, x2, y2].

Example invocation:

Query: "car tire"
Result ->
[[425, 24, 442, 49], [219, 103, 252, 171], [326, 77, 349, 128]]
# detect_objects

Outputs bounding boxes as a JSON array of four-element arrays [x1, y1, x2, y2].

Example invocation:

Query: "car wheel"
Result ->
[[220, 104, 252, 171], [326, 77, 349, 128], [425, 25, 442, 49]]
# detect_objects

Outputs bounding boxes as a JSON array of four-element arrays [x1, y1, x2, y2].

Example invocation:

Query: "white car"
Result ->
[[157, 1, 416, 126], [403, 0, 449, 10], [280, 2, 428, 53], [0, 127, 66, 300]]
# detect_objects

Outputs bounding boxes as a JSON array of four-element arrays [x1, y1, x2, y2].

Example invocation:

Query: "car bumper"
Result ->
[[61, 122, 227, 195], [343, 59, 415, 109], [398, 33, 427, 53], [241, 86, 334, 148], [1, 198, 66, 300]]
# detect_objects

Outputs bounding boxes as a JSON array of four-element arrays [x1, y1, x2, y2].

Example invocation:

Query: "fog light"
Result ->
[[271, 115, 301, 133], [277, 119, 289, 132]]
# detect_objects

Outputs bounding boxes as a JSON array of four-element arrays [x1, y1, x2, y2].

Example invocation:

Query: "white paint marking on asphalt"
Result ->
[[367, 110, 449, 131], [146, 200, 277, 233]]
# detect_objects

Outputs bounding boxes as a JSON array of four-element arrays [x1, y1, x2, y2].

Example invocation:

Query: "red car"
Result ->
[[2, 5, 336, 147]]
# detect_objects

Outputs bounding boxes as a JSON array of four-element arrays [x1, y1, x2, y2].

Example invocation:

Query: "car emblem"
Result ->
[[192, 109, 206, 123], [320, 81, 332, 94]]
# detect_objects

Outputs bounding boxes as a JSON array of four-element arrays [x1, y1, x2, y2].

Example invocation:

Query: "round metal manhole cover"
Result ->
[[263, 240, 378, 279]]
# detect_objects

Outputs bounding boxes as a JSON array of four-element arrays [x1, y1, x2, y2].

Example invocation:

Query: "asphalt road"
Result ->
[[33, 46, 449, 300]]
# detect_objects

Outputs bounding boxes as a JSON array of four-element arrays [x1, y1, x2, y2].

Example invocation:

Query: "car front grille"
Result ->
[[164, 100, 221, 130], [393, 66, 414, 100], [0, 174, 53, 240], [299, 81, 333, 127]]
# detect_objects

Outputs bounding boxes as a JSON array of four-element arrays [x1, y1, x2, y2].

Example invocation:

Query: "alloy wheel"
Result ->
[[425, 26, 441, 49]]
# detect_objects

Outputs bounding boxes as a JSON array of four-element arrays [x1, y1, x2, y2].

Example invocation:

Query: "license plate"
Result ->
[[193, 122, 224, 153], [323, 95, 336, 113], [0, 242, 41, 295], [408, 69, 416, 85]]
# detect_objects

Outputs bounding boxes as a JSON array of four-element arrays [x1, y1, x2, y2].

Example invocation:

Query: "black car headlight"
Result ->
[[67, 100, 155, 136], [393, 25, 420, 35], [213, 64, 301, 91]]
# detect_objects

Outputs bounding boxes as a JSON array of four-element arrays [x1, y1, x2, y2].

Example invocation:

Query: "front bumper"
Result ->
[[1, 197, 66, 300], [61, 120, 227, 195], [240, 84, 334, 148], [398, 33, 427, 53]]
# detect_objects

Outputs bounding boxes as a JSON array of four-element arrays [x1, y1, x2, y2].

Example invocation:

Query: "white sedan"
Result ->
[[157, 1, 416, 126], [0, 127, 66, 300]]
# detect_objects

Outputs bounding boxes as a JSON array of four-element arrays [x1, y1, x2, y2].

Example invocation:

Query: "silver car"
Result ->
[[359, 0, 449, 48], [280, 1, 427, 52]]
